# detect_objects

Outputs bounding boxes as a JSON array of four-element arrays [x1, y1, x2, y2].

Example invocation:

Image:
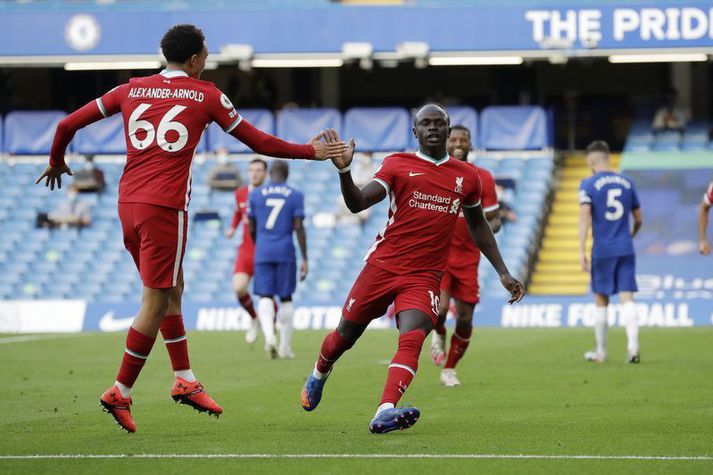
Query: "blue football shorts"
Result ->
[[590, 254, 637, 296], [253, 261, 297, 299]]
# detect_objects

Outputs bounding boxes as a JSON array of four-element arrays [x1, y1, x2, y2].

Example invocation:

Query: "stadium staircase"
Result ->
[[528, 154, 620, 295]]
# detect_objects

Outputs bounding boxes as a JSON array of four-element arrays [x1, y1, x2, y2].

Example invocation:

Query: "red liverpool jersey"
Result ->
[[365, 151, 482, 274], [98, 69, 243, 211], [447, 165, 499, 270], [230, 185, 254, 253]]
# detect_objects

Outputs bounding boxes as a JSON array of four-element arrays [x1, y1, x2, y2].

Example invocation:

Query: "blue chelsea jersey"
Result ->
[[248, 182, 305, 263], [579, 171, 640, 259]]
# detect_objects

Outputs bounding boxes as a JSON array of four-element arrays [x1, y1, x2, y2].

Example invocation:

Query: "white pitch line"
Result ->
[[0, 454, 711, 461], [0, 334, 84, 345]]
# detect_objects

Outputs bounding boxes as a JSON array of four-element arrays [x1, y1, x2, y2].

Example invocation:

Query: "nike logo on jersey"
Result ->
[[409, 172, 425, 177]]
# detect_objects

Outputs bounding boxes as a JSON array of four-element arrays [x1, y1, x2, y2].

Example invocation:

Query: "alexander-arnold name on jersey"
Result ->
[[409, 190, 460, 214], [128, 87, 205, 103]]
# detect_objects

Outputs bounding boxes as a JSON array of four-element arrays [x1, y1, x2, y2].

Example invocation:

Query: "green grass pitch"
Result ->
[[1, 327, 712, 474]]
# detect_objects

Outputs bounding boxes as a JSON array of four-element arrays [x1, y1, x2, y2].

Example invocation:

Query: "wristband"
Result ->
[[338, 164, 352, 174]]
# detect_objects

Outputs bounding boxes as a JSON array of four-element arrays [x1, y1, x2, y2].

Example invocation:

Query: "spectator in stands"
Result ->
[[336, 153, 376, 225], [48, 184, 92, 228], [72, 155, 106, 193], [207, 147, 243, 191], [496, 184, 517, 225], [652, 88, 690, 132]]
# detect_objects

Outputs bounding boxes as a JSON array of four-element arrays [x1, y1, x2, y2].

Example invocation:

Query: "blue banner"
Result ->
[[2, 3, 713, 57]]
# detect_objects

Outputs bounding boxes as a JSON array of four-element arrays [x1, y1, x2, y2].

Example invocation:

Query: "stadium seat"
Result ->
[[277, 108, 341, 145], [207, 109, 274, 153], [344, 107, 410, 151], [652, 130, 682, 151], [4, 111, 66, 154], [480, 106, 549, 150], [73, 114, 126, 155]]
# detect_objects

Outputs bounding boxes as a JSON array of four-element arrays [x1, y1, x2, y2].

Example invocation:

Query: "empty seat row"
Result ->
[[0, 105, 551, 155]]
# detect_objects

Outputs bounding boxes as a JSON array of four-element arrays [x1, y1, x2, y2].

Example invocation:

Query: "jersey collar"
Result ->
[[160, 69, 189, 78], [415, 150, 450, 166]]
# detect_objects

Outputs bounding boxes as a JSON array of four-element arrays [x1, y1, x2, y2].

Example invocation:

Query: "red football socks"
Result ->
[[160, 314, 190, 371], [380, 329, 426, 405], [238, 294, 258, 320], [316, 331, 353, 374], [116, 327, 156, 388], [444, 325, 473, 369]]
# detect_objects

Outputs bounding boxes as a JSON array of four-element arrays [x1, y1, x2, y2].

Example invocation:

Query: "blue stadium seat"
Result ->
[[653, 130, 682, 152], [207, 109, 274, 153], [277, 108, 341, 145], [344, 107, 410, 152], [480, 106, 548, 150], [73, 113, 126, 154], [4, 111, 66, 154]]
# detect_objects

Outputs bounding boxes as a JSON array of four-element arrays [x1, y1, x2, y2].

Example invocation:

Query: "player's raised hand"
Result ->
[[300, 260, 309, 281], [309, 129, 346, 161], [500, 273, 525, 304], [700, 240, 711, 256], [225, 227, 236, 239], [35, 164, 73, 191]]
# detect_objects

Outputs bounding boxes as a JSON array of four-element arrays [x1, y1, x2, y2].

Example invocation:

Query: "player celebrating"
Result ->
[[430, 124, 501, 387], [36, 24, 345, 433], [579, 140, 642, 364], [697, 181, 713, 255], [226, 158, 268, 344], [248, 161, 307, 359], [300, 104, 524, 434]]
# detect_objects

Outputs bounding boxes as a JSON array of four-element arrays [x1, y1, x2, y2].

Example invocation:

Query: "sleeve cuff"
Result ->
[[483, 203, 500, 212], [463, 200, 481, 208], [705, 193, 712, 205], [338, 164, 352, 174], [372, 178, 390, 194]]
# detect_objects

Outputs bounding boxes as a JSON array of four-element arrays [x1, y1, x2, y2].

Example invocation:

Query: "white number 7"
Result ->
[[265, 198, 286, 230]]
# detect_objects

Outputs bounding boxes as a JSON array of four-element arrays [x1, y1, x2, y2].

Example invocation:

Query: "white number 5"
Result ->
[[128, 103, 188, 152], [265, 198, 286, 230], [605, 188, 624, 221]]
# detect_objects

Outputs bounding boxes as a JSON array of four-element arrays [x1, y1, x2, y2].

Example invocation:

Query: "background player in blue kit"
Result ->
[[249, 161, 308, 359], [579, 141, 643, 364]]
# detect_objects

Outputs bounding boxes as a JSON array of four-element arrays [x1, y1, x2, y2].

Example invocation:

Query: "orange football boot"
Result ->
[[100, 385, 136, 433], [171, 377, 223, 417]]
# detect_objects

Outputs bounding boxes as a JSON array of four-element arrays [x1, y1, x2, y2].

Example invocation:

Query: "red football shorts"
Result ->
[[233, 248, 254, 276], [441, 264, 480, 305], [118, 202, 188, 289], [342, 263, 442, 326]]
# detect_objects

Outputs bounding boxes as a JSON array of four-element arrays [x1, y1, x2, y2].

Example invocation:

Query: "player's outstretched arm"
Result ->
[[579, 204, 592, 271], [230, 121, 345, 161], [463, 205, 524, 304], [35, 99, 107, 190], [485, 210, 502, 234], [698, 198, 711, 255]]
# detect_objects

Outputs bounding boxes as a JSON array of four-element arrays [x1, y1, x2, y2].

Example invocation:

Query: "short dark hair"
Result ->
[[161, 24, 205, 64], [250, 158, 268, 170], [451, 124, 471, 139], [585, 140, 610, 155], [414, 103, 450, 126], [270, 160, 289, 180]]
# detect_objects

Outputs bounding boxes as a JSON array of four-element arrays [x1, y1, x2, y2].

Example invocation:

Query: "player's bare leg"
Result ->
[[100, 285, 169, 432], [164, 271, 223, 416], [301, 318, 366, 411], [585, 294, 609, 363], [233, 272, 259, 344], [619, 291, 640, 363], [370, 309, 430, 434], [431, 290, 449, 367], [441, 300, 475, 387]]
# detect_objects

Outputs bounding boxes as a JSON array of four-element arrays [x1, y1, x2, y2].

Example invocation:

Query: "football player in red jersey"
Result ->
[[430, 125, 502, 387], [36, 24, 346, 433], [301, 104, 524, 434], [226, 157, 268, 344]]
